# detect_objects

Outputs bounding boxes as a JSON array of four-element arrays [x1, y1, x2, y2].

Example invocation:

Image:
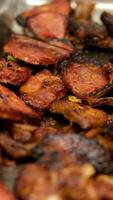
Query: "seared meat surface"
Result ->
[[16, 0, 70, 40], [20, 70, 66, 110], [0, 59, 31, 86], [61, 62, 109, 99], [1, 1, 113, 200], [4, 35, 72, 66], [0, 84, 39, 122], [50, 100, 108, 129]]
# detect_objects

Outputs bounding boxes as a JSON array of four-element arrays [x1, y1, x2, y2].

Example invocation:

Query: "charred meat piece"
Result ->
[[11, 123, 38, 143], [27, 12, 67, 40], [32, 133, 113, 173], [11, 123, 59, 143], [0, 134, 32, 159], [62, 62, 109, 99], [20, 70, 66, 111], [16, 0, 70, 40], [69, 19, 113, 49], [0, 59, 31, 86], [0, 84, 39, 122], [16, 0, 71, 26], [101, 11, 113, 36], [4, 35, 72, 65], [0, 182, 16, 200], [50, 100, 108, 129], [16, 164, 95, 200]]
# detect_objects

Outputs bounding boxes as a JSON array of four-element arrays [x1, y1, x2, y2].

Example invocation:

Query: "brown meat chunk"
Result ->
[[0, 84, 39, 122], [20, 70, 66, 110], [101, 11, 113, 36], [4, 35, 72, 65], [32, 133, 113, 173], [0, 182, 16, 200], [50, 100, 108, 129], [17, 164, 113, 200], [62, 62, 108, 99], [16, 0, 71, 26], [11, 123, 38, 143], [0, 59, 31, 86], [0, 134, 32, 159], [27, 12, 67, 40], [69, 19, 113, 49]]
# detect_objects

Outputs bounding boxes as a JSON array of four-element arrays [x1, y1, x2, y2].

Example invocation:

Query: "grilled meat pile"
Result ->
[[1, 0, 113, 199]]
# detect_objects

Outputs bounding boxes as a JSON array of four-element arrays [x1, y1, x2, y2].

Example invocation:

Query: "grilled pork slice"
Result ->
[[61, 62, 113, 100], [20, 70, 66, 111], [0, 182, 16, 200], [4, 35, 72, 66], [0, 59, 31, 86], [16, 0, 70, 40], [50, 100, 108, 129], [0, 84, 39, 122]]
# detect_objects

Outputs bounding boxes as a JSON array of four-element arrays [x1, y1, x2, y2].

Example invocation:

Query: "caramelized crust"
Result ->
[[0, 84, 39, 121], [62, 62, 108, 99], [0, 59, 31, 86], [50, 100, 108, 129], [4, 35, 72, 65], [101, 11, 113, 36], [20, 70, 66, 110]]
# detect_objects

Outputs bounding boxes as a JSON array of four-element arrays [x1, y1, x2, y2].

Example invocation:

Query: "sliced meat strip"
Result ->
[[20, 70, 66, 111], [62, 62, 109, 99], [0, 84, 39, 122], [50, 100, 108, 129], [4, 35, 72, 65], [16, 0, 71, 26], [0, 59, 31, 86], [0, 182, 16, 200]]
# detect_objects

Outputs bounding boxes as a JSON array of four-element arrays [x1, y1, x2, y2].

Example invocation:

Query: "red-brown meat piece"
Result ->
[[16, 0, 71, 40], [0, 182, 16, 200], [4, 35, 72, 65], [0, 59, 31, 86], [50, 100, 108, 129], [0, 84, 39, 121], [20, 70, 66, 110], [27, 12, 67, 40], [62, 62, 108, 99], [16, 0, 71, 27]]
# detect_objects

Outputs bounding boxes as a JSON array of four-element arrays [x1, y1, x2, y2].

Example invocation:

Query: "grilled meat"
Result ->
[[50, 100, 108, 129], [69, 19, 113, 49], [0, 59, 31, 86], [4, 35, 72, 66], [0, 84, 39, 122], [61, 62, 110, 99], [16, 0, 70, 40], [20, 70, 66, 111]]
